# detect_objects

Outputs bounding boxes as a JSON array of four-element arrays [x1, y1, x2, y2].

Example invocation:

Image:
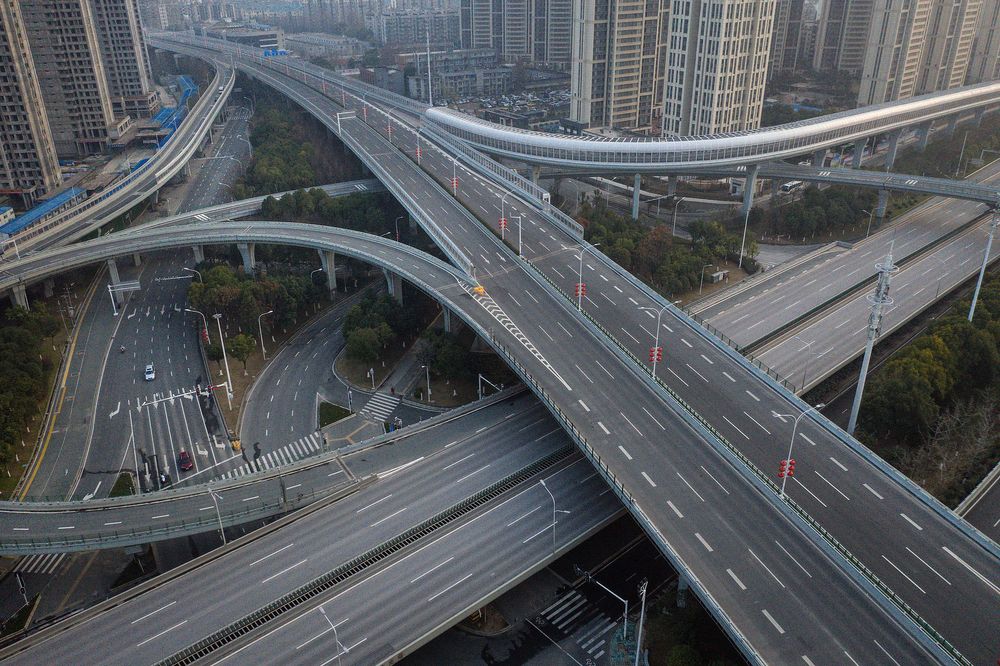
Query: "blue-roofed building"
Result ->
[[0, 188, 87, 239]]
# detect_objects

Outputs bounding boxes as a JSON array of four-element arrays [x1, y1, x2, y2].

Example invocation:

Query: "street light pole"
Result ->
[[780, 403, 826, 498], [671, 197, 685, 236], [421, 364, 432, 401], [969, 209, 998, 322], [638, 306, 667, 377], [318, 607, 345, 666], [213, 313, 233, 410], [699, 264, 714, 294], [512, 215, 523, 256], [575, 565, 628, 641], [206, 486, 225, 545], [861, 209, 875, 238], [848, 245, 896, 434], [634, 579, 648, 666], [738, 203, 751, 269], [538, 478, 570, 557], [257, 310, 273, 360], [394, 215, 404, 242], [570, 242, 601, 310], [182, 267, 202, 283]]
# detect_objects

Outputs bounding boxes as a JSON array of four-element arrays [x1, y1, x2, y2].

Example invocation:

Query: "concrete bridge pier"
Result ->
[[946, 115, 958, 136], [530, 165, 541, 186], [975, 107, 986, 127], [853, 137, 867, 168], [192, 245, 205, 264], [107, 259, 124, 307], [666, 175, 677, 196], [384, 269, 403, 304], [917, 120, 933, 150], [132, 253, 142, 267], [875, 189, 889, 221], [740, 165, 759, 218], [9, 284, 28, 310], [443, 306, 453, 333], [812, 149, 826, 167], [884, 129, 902, 170], [151, 190, 160, 206], [43, 279, 55, 298], [237, 242, 256, 274], [676, 574, 690, 608], [631, 173, 642, 220], [318, 249, 337, 293]]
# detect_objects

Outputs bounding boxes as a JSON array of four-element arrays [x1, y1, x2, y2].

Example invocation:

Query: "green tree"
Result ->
[[227, 334, 257, 370], [346, 328, 381, 363], [667, 645, 703, 666], [205, 343, 224, 363]]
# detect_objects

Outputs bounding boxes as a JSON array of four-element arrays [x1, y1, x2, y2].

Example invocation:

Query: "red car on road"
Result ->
[[178, 450, 194, 472]]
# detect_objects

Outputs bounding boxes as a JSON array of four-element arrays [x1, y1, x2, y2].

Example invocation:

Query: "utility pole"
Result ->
[[425, 27, 433, 106], [847, 244, 897, 434], [968, 208, 998, 322]]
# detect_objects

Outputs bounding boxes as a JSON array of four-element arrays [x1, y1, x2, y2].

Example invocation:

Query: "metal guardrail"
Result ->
[[157, 446, 574, 665]]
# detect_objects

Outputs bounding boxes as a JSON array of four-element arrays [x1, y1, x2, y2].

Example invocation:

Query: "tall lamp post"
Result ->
[[568, 242, 601, 310], [969, 209, 998, 322], [575, 564, 629, 641], [421, 364, 432, 401], [182, 267, 202, 283], [538, 478, 570, 556], [206, 486, 225, 545], [318, 607, 345, 666], [637, 305, 668, 377], [699, 264, 714, 294], [257, 310, 273, 360], [860, 208, 875, 238], [778, 403, 826, 498]]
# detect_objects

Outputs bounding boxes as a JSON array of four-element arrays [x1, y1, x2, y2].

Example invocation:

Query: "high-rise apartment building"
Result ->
[[570, 0, 668, 133], [92, 0, 160, 118], [770, 0, 806, 77], [22, 0, 123, 157], [968, 0, 1000, 81], [367, 7, 461, 48], [812, 0, 875, 73], [663, 0, 775, 136], [857, 0, 979, 105], [460, 0, 572, 68], [0, 1, 62, 205]]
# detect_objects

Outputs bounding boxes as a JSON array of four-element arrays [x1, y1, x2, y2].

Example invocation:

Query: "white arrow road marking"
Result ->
[[109, 401, 121, 419]]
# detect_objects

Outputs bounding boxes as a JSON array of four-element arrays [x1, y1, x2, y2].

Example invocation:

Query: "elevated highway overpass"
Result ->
[[110, 36, 1000, 663]]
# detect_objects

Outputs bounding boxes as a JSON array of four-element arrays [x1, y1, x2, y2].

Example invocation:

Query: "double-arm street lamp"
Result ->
[[776, 403, 826, 498], [637, 305, 668, 377]]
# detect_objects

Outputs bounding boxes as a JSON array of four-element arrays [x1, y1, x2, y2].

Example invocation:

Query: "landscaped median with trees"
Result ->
[[0, 307, 61, 483], [856, 272, 1000, 506]]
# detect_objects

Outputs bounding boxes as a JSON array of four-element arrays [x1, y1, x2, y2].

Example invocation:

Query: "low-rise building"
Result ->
[[284, 33, 369, 63]]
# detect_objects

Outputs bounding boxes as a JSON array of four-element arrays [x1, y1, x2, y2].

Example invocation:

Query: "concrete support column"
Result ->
[[631, 173, 642, 220], [530, 165, 541, 186], [132, 253, 142, 267], [107, 259, 123, 307], [917, 121, 933, 151], [192, 245, 205, 263], [443, 307, 452, 333], [383, 269, 403, 304], [236, 242, 256, 274], [9, 284, 28, 310], [884, 129, 902, 170], [975, 108, 986, 127], [676, 575, 690, 608], [946, 115, 958, 136], [151, 190, 160, 205], [181, 162, 191, 178], [740, 165, 759, 218], [318, 249, 337, 293], [408, 213, 416, 234], [812, 149, 826, 167], [875, 189, 889, 220], [666, 175, 677, 196], [853, 137, 867, 168], [43, 279, 55, 298]]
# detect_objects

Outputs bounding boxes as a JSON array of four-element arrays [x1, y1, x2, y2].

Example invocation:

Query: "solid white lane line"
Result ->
[[722, 371, 736, 382], [899, 513, 922, 531], [249, 542, 295, 567], [618, 445, 633, 460], [595, 360, 615, 379], [131, 601, 177, 624], [676, 473, 705, 502], [641, 472, 656, 487], [863, 483, 884, 500], [368, 504, 409, 529], [745, 390, 760, 401], [941, 546, 1000, 595], [699, 466, 729, 494], [843, 651, 861, 666], [574, 363, 594, 383], [905, 546, 951, 585], [792, 477, 827, 507], [700, 354, 714, 364], [722, 415, 749, 440], [241, 496, 260, 503], [814, 471, 850, 500], [411, 556, 456, 584], [685, 363, 709, 383], [881, 555, 925, 594], [829, 457, 847, 471], [136, 620, 188, 647], [507, 506, 542, 527], [355, 494, 393, 513], [667, 367, 690, 387], [695, 532, 713, 552], [749, 548, 785, 588], [455, 464, 491, 484], [873, 639, 903, 666], [667, 501, 684, 518], [802, 656, 817, 666], [774, 540, 812, 578], [761, 609, 785, 634], [523, 522, 557, 544], [726, 568, 747, 590], [620, 411, 643, 436]]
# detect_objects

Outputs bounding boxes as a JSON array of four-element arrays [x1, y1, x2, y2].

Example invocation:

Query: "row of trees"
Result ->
[[891, 113, 1000, 179], [259, 189, 398, 237], [752, 185, 877, 239], [859, 275, 1000, 442], [235, 108, 317, 197], [0, 307, 61, 467], [343, 292, 423, 363], [581, 203, 755, 296], [187, 264, 325, 334]]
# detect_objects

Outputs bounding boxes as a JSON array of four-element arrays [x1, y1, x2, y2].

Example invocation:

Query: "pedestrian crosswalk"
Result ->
[[217, 432, 323, 480], [537, 589, 617, 661], [359, 392, 400, 422], [14, 552, 67, 575]]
